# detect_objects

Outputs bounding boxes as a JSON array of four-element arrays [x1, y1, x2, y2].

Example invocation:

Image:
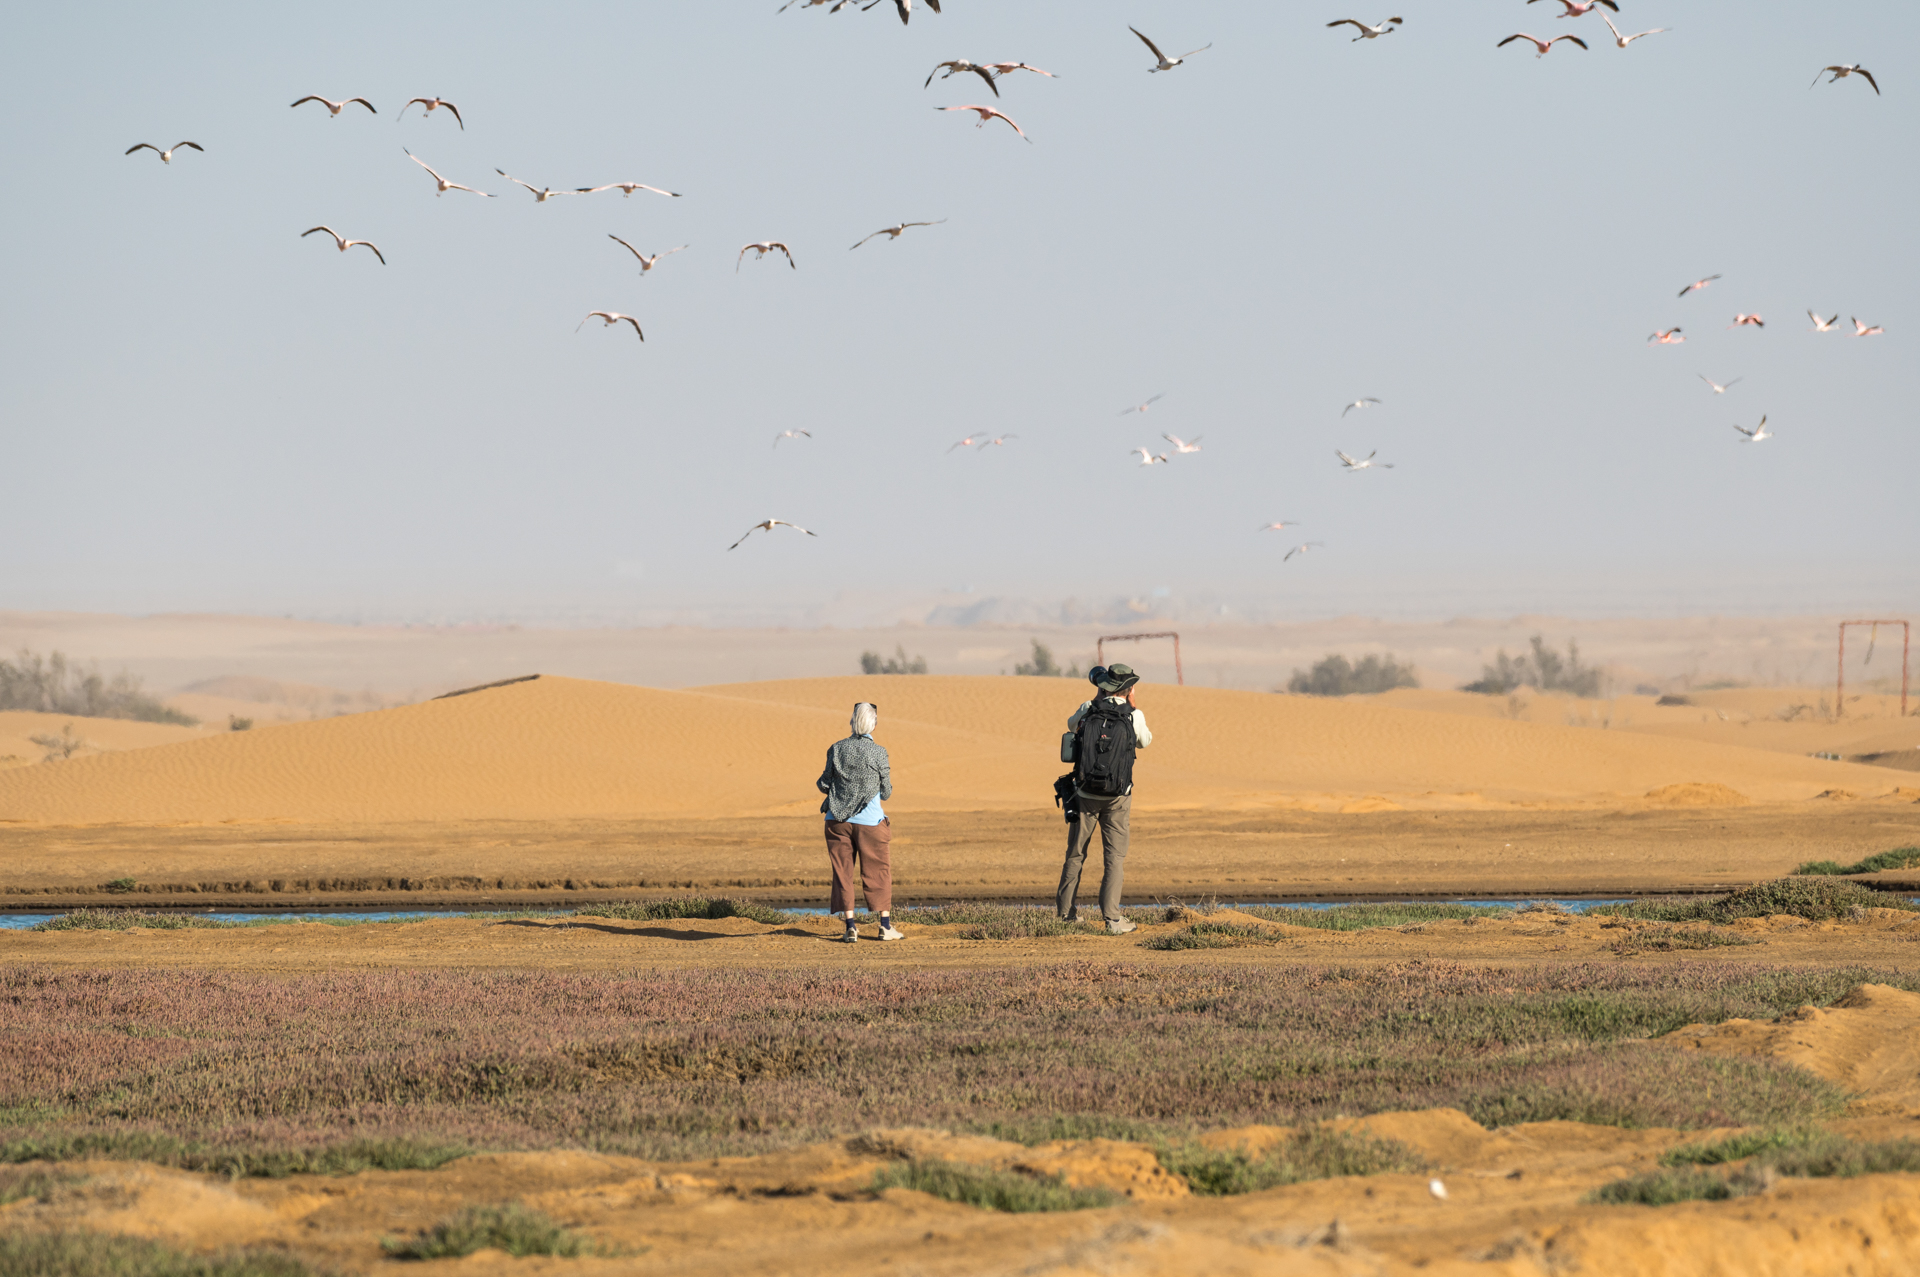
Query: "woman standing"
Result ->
[[817, 702, 904, 943]]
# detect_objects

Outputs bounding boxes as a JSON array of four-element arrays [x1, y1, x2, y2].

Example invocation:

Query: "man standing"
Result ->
[[1056, 663, 1152, 934]]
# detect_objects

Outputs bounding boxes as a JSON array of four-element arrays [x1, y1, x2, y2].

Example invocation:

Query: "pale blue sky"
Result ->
[[5, 1, 1915, 625]]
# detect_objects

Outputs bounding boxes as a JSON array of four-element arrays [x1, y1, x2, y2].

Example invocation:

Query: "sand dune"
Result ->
[[0, 674, 1903, 827], [0, 711, 209, 771]]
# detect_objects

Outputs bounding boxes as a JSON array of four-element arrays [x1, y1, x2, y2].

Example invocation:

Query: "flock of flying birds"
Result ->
[[122, 1, 1887, 559]]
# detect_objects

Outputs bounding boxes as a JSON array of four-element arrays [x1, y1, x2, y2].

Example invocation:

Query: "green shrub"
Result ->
[[1794, 847, 1920, 876], [1161, 1127, 1425, 1196], [1287, 653, 1419, 696], [1463, 635, 1602, 697], [575, 898, 794, 926], [1589, 878, 1915, 925], [1142, 921, 1285, 951], [1238, 903, 1514, 930], [31, 910, 227, 932], [0, 1167, 86, 1206], [859, 645, 927, 675], [0, 1133, 467, 1179], [383, 1204, 592, 1259], [102, 878, 138, 893], [870, 1161, 1116, 1212], [1662, 1127, 1833, 1167], [1591, 1166, 1744, 1205], [1604, 927, 1763, 955], [0, 1234, 319, 1277], [0, 649, 196, 726], [1012, 640, 1080, 679]]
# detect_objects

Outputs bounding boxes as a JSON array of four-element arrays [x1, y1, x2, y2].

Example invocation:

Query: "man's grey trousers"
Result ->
[[1056, 791, 1130, 922]]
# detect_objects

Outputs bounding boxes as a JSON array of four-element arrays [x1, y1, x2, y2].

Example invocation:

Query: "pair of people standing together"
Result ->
[[815, 664, 1151, 941]]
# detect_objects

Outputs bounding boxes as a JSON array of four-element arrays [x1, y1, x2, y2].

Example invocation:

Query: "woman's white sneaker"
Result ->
[[878, 923, 906, 941]]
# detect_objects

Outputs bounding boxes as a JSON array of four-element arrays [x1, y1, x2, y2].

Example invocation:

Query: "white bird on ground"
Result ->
[[773, 429, 812, 448], [935, 104, 1029, 141], [1327, 18, 1402, 41], [1259, 521, 1303, 532], [1497, 33, 1587, 56], [1648, 327, 1685, 344], [851, 219, 946, 250], [1678, 275, 1722, 298], [1133, 448, 1169, 466], [496, 170, 576, 202], [577, 311, 644, 342], [398, 97, 463, 128], [291, 95, 377, 117], [1732, 415, 1771, 442], [1853, 317, 1885, 336], [1809, 311, 1840, 332], [1428, 1178, 1449, 1201], [984, 62, 1059, 81], [577, 181, 682, 199], [1813, 65, 1879, 95], [738, 241, 796, 271], [1284, 542, 1325, 562], [1162, 433, 1202, 454], [1600, 16, 1668, 47], [1698, 375, 1742, 395], [405, 150, 492, 196], [925, 60, 999, 95], [1728, 313, 1764, 329], [728, 519, 817, 550], [300, 226, 385, 264], [608, 236, 687, 275], [125, 141, 203, 163], [1342, 397, 1381, 417], [1336, 449, 1393, 471], [947, 434, 992, 453], [1119, 394, 1164, 416], [1527, 0, 1615, 15], [1130, 26, 1211, 72]]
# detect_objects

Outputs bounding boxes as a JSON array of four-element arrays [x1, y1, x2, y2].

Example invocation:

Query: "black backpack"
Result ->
[[1073, 699, 1136, 798]]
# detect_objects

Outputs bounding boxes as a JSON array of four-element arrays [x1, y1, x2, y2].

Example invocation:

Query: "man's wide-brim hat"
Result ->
[[1097, 663, 1139, 694]]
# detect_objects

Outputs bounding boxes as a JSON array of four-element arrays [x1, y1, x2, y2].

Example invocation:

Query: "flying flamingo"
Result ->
[[778, 0, 860, 11], [866, 0, 940, 26], [291, 95, 376, 117], [935, 104, 1029, 141], [1809, 312, 1839, 332], [850, 219, 946, 250], [300, 226, 385, 264], [608, 236, 687, 275], [1498, 33, 1588, 57], [577, 311, 644, 342], [925, 60, 998, 95], [1336, 449, 1393, 471], [1648, 328, 1685, 344], [984, 62, 1059, 81], [947, 435, 992, 453], [1812, 65, 1879, 95], [1600, 16, 1668, 47], [496, 170, 576, 202], [1853, 317, 1884, 336], [1258, 521, 1303, 532], [576, 181, 681, 199], [398, 97, 463, 128], [1728, 314, 1764, 329], [125, 141, 203, 163], [1527, 0, 1616, 15], [405, 150, 492, 196], [1133, 448, 1169, 466], [1698, 375, 1742, 395], [979, 434, 1017, 448], [1284, 542, 1326, 562], [1678, 275, 1722, 298], [1342, 398, 1381, 417], [728, 519, 817, 551], [1731, 415, 1772, 443], [1327, 18, 1402, 41], [1119, 394, 1164, 416], [1162, 434, 1202, 454], [773, 430, 812, 448], [1130, 26, 1211, 72], [738, 241, 796, 271]]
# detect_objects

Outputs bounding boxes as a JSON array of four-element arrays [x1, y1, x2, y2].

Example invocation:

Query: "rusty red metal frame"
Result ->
[[1837, 620, 1910, 718], [1095, 631, 1184, 686]]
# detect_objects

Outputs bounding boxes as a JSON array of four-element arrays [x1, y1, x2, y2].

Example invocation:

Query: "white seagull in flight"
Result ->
[[851, 219, 946, 250], [1497, 33, 1588, 57], [1162, 434, 1202, 454], [1327, 18, 1401, 41], [1731, 415, 1772, 442], [1284, 542, 1325, 562], [125, 141, 203, 163], [773, 430, 812, 448], [1130, 26, 1211, 72], [301, 226, 385, 264], [1853, 317, 1884, 336], [406, 150, 492, 196], [728, 519, 817, 551], [291, 95, 376, 117], [935, 104, 1029, 141], [1698, 375, 1742, 395], [398, 97, 463, 128], [1336, 449, 1393, 471], [739, 241, 796, 271], [608, 236, 687, 275], [1342, 397, 1381, 417], [577, 181, 682, 199], [1809, 311, 1840, 332], [577, 311, 644, 342], [1600, 16, 1668, 47]]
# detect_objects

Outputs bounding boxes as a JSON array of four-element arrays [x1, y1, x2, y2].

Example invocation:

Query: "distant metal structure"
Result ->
[[1837, 620, 1909, 718], [1096, 631, 1184, 686]]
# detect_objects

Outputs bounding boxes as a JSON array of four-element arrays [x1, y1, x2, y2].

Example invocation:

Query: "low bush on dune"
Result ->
[[1286, 652, 1419, 696], [870, 1160, 1116, 1212], [1143, 921, 1286, 950], [1794, 847, 1920, 877], [0, 1165, 86, 1206], [1596, 1132, 1920, 1204], [0, 649, 196, 726], [30, 910, 233, 932], [1591, 1165, 1750, 1205], [1160, 1127, 1425, 1196], [383, 1203, 596, 1259], [0, 1133, 468, 1180], [1588, 878, 1915, 925], [574, 897, 795, 926], [0, 1233, 320, 1277], [1238, 903, 1515, 930], [1603, 926, 1763, 956]]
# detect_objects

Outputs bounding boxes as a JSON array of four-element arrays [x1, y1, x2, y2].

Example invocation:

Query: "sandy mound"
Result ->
[[0, 711, 207, 771], [1667, 984, 1920, 1116], [1643, 782, 1750, 807], [0, 674, 1901, 825]]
